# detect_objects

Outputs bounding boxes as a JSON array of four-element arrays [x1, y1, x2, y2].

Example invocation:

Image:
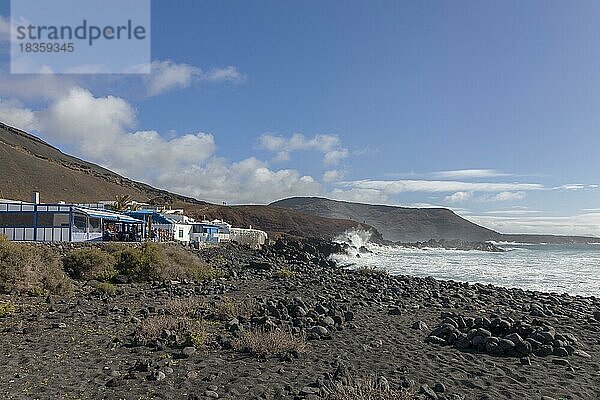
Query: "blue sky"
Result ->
[[0, 1, 599, 236]]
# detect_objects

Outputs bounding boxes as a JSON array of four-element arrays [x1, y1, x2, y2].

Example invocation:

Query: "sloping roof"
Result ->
[[124, 210, 175, 224], [74, 207, 145, 224]]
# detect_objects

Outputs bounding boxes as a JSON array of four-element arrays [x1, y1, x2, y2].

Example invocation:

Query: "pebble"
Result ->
[[181, 346, 196, 358], [412, 321, 429, 331], [205, 389, 219, 398]]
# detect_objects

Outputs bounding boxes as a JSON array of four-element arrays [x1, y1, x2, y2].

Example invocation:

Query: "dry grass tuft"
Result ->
[[95, 282, 117, 296], [274, 268, 296, 279], [0, 301, 17, 317], [210, 296, 257, 321], [323, 376, 414, 400], [233, 328, 308, 359], [165, 297, 202, 318], [135, 315, 208, 348]]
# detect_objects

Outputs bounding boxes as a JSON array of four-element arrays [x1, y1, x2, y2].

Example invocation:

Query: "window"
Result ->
[[89, 218, 101, 233], [54, 213, 70, 227], [179, 229, 184, 238], [0, 213, 12, 227], [0, 212, 34, 227], [36, 212, 70, 228], [73, 214, 87, 232]]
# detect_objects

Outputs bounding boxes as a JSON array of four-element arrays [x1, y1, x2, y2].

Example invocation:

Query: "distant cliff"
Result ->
[[271, 197, 600, 244]]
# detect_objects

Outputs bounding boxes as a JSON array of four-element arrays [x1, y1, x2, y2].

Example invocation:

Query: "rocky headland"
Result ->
[[0, 239, 599, 400]]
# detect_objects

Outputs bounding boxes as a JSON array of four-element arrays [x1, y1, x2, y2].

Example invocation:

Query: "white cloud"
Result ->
[[0, 74, 78, 101], [433, 169, 509, 179], [444, 191, 472, 203], [323, 170, 345, 183], [146, 60, 243, 96], [147, 60, 199, 95], [0, 99, 38, 131], [484, 209, 542, 215], [324, 148, 349, 165], [337, 179, 544, 194], [258, 133, 348, 165], [485, 191, 525, 202], [554, 184, 598, 191], [468, 213, 600, 237], [203, 66, 244, 82], [329, 188, 389, 204], [26, 87, 317, 204]]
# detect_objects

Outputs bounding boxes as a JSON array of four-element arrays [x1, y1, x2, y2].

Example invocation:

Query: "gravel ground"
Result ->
[[1, 239, 599, 400]]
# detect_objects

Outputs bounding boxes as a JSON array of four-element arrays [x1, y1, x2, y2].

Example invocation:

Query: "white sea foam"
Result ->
[[333, 230, 600, 297]]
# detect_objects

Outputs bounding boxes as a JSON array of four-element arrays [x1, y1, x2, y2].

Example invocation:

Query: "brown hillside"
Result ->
[[0, 122, 375, 239]]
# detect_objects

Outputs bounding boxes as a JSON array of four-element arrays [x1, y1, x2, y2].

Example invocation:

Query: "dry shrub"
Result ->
[[323, 376, 414, 400], [0, 240, 72, 295], [233, 328, 308, 359], [211, 296, 257, 320], [274, 268, 296, 279], [165, 297, 202, 318], [114, 243, 219, 282], [95, 282, 117, 296], [0, 301, 17, 317], [62, 248, 117, 281], [136, 315, 191, 342], [136, 315, 206, 347]]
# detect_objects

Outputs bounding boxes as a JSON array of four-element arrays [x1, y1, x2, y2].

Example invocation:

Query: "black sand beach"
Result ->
[[1, 240, 599, 399]]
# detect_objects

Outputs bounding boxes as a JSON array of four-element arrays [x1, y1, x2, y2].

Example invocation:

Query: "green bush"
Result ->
[[113, 243, 218, 282], [0, 240, 72, 296], [62, 248, 117, 281]]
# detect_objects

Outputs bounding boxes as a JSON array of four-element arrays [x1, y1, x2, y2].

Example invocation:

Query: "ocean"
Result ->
[[332, 230, 600, 297]]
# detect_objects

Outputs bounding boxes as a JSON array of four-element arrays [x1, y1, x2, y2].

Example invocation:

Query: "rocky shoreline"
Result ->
[[395, 239, 505, 252], [1, 239, 599, 399]]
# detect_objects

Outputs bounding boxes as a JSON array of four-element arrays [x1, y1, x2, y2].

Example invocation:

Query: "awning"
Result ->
[[73, 207, 145, 224]]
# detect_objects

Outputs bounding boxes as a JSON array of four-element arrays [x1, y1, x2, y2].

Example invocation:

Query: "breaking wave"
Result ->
[[331, 232, 600, 297]]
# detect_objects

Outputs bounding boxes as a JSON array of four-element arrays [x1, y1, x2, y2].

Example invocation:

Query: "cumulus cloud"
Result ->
[[324, 148, 349, 166], [0, 99, 38, 131], [432, 169, 509, 179], [323, 170, 345, 183], [24, 87, 317, 204], [146, 60, 243, 96], [258, 133, 349, 165], [444, 191, 472, 203]]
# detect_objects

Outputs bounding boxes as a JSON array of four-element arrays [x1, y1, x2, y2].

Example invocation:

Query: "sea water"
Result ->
[[331, 230, 600, 297]]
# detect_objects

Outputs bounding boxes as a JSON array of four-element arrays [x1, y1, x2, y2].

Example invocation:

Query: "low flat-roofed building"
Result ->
[[0, 198, 145, 242]]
